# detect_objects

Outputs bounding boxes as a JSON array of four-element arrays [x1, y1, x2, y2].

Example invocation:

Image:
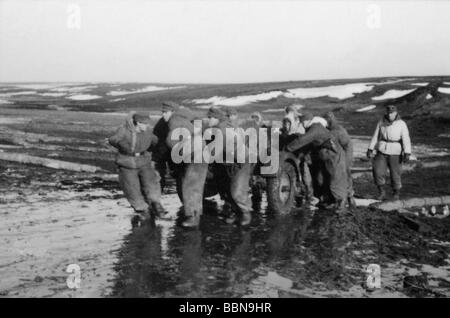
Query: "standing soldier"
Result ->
[[207, 106, 254, 226], [108, 112, 168, 222], [286, 114, 348, 213], [152, 101, 179, 190], [367, 105, 411, 201], [285, 105, 305, 134], [324, 111, 356, 208], [165, 105, 210, 228]]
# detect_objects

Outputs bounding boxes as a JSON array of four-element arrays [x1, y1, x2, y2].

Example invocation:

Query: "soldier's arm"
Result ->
[[401, 121, 412, 154], [339, 127, 352, 150], [151, 133, 159, 147], [285, 125, 320, 152], [108, 127, 125, 149], [368, 121, 381, 150]]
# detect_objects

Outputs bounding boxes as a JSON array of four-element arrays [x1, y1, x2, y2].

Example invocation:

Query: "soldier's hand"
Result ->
[[366, 149, 374, 159], [403, 153, 411, 163]]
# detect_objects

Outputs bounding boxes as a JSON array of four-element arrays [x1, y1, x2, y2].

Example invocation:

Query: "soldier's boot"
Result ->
[[131, 209, 151, 227], [131, 214, 142, 228], [335, 199, 347, 214], [306, 196, 320, 210], [182, 211, 200, 228], [240, 211, 252, 226], [392, 189, 400, 201], [348, 196, 357, 209], [151, 202, 170, 220], [225, 212, 237, 225], [376, 186, 386, 201], [219, 202, 233, 220]]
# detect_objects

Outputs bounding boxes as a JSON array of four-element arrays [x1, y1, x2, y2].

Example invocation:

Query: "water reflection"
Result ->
[[111, 195, 346, 297]]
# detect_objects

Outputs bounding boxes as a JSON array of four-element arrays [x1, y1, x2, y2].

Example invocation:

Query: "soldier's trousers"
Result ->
[[118, 163, 161, 212], [345, 145, 354, 197], [154, 160, 167, 190], [300, 160, 315, 200], [180, 163, 210, 217], [372, 153, 402, 190], [228, 163, 254, 214], [317, 147, 348, 202], [214, 163, 254, 215]]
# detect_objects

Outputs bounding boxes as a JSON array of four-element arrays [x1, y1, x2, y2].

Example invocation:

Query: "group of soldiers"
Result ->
[[108, 100, 412, 228], [279, 106, 355, 212]]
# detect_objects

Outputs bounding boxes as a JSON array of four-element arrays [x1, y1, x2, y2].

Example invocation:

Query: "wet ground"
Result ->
[[1, 160, 449, 298], [0, 85, 449, 297]]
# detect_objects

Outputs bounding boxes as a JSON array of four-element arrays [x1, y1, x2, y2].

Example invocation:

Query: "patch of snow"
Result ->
[[378, 79, 409, 84], [411, 82, 428, 86], [0, 91, 37, 97], [438, 87, 450, 94], [189, 80, 426, 107], [193, 84, 375, 106], [285, 83, 374, 100], [356, 105, 376, 112], [0, 117, 29, 124], [372, 89, 416, 101], [40, 92, 66, 97], [193, 91, 284, 107], [263, 108, 285, 113], [50, 85, 97, 93], [107, 85, 184, 96], [110, 98, 125, 102], [355, 198, 379, 207], [2, 83, 76, 90], [101, 112, 128, 116], [47, 105, 71, 111], [0, 99, 13, 104], [426, 94, 432, 100], [66, 94, 101, 101]]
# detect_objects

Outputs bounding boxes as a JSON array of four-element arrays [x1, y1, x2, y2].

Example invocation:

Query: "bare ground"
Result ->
[[0, 79, 449, 298]]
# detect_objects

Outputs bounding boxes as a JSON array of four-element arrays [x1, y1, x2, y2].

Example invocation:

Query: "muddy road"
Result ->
[[1, 159, 449, 298], [0, 86, 449, 297]]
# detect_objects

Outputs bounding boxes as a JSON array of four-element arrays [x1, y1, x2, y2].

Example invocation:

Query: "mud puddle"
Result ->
[[1, 163, 449, 298], [111, 200, 450, 298]]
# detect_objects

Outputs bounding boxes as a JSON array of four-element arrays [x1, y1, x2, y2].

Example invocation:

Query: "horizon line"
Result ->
[[1, 74, 449, 86]]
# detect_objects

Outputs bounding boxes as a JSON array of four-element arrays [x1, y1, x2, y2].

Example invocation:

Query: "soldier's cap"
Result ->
[[133, 112, 152, 124], [207, 106, 227, 120], [285, 104, 303, 115], [300, 111, 314, 123], [224, 106, 238, 117], [385, 105, 398, 113], [162, 101, 180, 112]]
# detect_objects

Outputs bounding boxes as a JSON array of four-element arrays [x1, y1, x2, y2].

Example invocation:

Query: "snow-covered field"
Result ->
[[356, 105, 376, 112], [66, 94, 102, 101], [106, 85, 185, 96], [193, 83, 376, 107], [438, 87, 450, 94], [285, 83, 374, 100], [191, 79, 439, 107], [193, 91, 285, 107], [372, 89, 416, 101]]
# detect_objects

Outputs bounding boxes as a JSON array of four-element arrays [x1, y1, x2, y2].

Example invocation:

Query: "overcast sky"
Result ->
[[0, 0, 449, 83]]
